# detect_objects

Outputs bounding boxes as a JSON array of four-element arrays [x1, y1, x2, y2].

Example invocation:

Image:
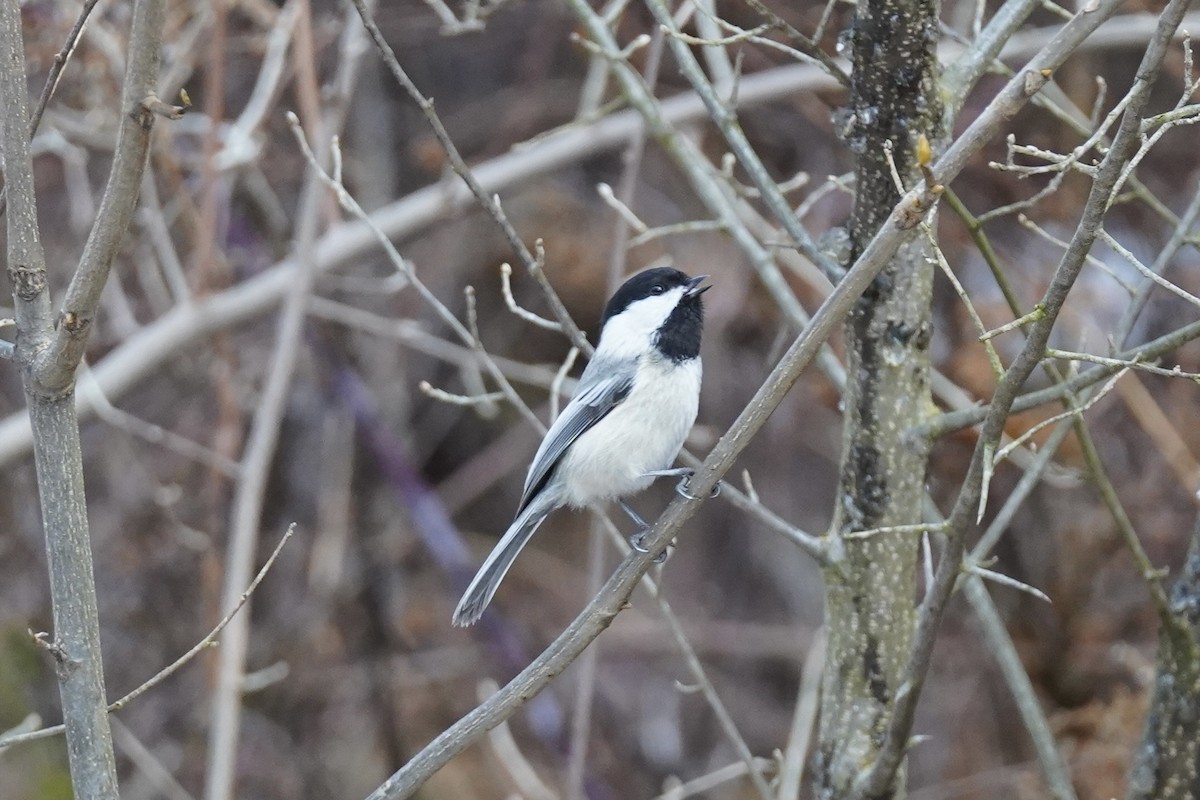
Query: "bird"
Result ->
[[452, 267, 710, 626]]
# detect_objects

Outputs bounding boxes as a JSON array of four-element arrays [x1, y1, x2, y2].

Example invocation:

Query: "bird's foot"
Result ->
[[643, 468, 721, 500], [629, 529, 672, 564]]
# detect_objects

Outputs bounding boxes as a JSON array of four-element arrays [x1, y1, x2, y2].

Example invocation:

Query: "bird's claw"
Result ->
[[676, 471, 721, 500], [629, 530, 671, 564]]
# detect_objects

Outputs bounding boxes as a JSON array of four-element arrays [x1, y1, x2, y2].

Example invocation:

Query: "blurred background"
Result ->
[[2, 0, 1200, 797]]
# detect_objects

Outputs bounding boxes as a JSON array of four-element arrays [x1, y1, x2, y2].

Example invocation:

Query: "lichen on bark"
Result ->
[[816, 0, 942, 795]]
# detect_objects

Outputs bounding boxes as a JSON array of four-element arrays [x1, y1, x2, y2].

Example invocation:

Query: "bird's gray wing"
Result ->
[[517, 359, 633, 513]]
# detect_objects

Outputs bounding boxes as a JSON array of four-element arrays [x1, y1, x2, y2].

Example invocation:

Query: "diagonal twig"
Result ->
[[0, 525, 294, 751]]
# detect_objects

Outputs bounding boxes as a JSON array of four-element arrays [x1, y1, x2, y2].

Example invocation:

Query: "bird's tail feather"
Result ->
[[452, 499, 550, 626]]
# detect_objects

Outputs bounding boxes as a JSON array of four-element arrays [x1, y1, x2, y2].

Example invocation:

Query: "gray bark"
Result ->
[[1128, 517, 1200, 800], [1, 0, 167, 794], [27, 396, 121, 799], [0, 0, 120, 794], [816, 0, 942, 796]]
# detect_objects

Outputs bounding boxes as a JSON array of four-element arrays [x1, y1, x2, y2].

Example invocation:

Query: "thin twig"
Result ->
[[0, 525, 294, 751], [418, 381, 508, 407], [78, 364, 242, 478], [308, 298, 576, 393], [1114, 178, 1200, 344], [1047, 349, 1200, 381], [110, 719, 197, 800], [1073, 406, 1178, 626], [0, 0, 104, 219], [655, 593, 774, 800], [30, 0, 105, 141], [345, 0, 592, 354], [564, 517, 605, 800], [842, 522, 947, 541], [991, 367, 1125, 464], [654, 759, 778, 800], [476, 680, 557, 800], [922, 317, 1200, 438], [500, 263, 563, 332], [964, 563, 1052, 603], [1099, 227, 1200, 310], [963, 577, 1077, 800], [550, 347, 579, 421], [778, 628, 827, 800]]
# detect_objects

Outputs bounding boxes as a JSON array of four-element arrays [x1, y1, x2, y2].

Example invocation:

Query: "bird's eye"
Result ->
[[651, 284, 665, 295]]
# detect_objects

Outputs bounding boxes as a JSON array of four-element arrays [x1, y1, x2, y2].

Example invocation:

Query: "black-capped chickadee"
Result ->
[[452, 268, 710, 626]]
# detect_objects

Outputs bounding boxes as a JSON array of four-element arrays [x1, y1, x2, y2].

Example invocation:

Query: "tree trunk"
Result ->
[[1128, 516, 1200, 800], [815, 0, 942, 796], [1, 0, 167, 792], [26, 395, 121, 799]]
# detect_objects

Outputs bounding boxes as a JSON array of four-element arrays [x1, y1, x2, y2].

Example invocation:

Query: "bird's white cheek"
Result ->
[[595, 290, 683, 360], [559, 358, 701, 506]]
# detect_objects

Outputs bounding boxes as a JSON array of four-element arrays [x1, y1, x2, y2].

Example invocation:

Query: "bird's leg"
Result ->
[[618, 499, 648, 530], [642, 468, 722, 500], [621, 500, 670, 564]]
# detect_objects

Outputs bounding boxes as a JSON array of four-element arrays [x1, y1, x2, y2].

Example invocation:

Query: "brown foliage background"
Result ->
[[2, 0, 1199, 797]]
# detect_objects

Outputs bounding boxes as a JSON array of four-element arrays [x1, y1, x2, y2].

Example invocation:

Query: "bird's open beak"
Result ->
[[685, 275, 711, 297]]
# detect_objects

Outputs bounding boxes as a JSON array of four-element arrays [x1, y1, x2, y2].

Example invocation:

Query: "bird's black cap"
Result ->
[[600, 268, 708, 362], [600, 268, 707, 326]]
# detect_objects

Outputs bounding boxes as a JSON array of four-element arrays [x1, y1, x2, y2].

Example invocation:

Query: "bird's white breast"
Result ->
[[558, 354, 701, 507]]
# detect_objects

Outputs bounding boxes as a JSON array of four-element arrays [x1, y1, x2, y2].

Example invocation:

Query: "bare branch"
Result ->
[[1116, 179, 1200, 343], [921, 317, 1200, 438], [778, 628, 827, 800], [419, 381, 507, 407], [476, 680, 557, 799], [645, 0, 842, 284], [203, 8, 370, 799], [964, 563, 1052, 603], [345, 0, 592, 355], [963, 577, 1078, 800], [33, 0, 176, 393], [500, 263, 563, 332], [654, 593, 774, 800], [0, 525, 294, 751]]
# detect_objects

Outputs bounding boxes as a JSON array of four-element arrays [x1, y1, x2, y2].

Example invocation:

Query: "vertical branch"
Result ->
[[202, 166, 324, 800], [21, 396, 121, 800], [33, 0, 178, 391], [0, 5, 55, 364], [202, 7, 370, 799], [815, 0, 942, 793], [855, 0, 1193, 794], [1, 0, 168, 795]]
